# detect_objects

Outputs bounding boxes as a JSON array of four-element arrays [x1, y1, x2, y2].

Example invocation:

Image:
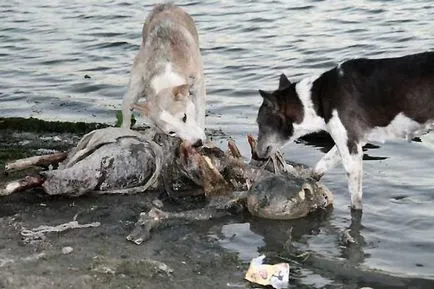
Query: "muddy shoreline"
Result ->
[[0, 117, 247, 289], [1, 117, 433, 289]]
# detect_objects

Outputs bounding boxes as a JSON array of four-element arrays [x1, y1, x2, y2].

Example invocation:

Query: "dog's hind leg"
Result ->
[[122, 59, 145, 129], [313, 145, 341, 180]]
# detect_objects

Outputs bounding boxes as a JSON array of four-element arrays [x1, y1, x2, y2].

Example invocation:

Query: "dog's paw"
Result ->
[[350, 203, 363, 211], [350, 199, 363, 211]]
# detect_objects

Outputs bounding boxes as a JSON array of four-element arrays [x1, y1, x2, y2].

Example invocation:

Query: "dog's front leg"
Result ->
[[337, 143, 363, 210], [326, 112, 364, 210], [121, 59, 145, 129], [313, 145, 340, 180]]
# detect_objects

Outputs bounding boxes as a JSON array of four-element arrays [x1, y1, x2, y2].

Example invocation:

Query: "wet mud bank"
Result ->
[[0, 117, 247, 289]]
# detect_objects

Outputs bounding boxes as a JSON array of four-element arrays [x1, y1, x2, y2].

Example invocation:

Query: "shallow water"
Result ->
[[1, 0, 433, 287]]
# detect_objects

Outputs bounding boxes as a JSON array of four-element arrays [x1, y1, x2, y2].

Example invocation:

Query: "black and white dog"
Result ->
[[255, 52, 434, 210]]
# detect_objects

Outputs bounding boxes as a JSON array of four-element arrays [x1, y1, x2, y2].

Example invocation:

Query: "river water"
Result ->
[[1, 0, 433, 288]]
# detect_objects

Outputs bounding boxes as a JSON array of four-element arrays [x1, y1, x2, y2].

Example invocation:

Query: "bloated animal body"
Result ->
[[247, 174, 332, 220]]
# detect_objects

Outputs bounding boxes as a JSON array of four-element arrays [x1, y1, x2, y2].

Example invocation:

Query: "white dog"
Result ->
[[122, 3, 206, 146]]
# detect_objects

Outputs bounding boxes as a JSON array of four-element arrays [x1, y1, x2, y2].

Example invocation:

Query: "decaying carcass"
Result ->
[[1, 127, 333, 243], [126, 134, 333, 244]]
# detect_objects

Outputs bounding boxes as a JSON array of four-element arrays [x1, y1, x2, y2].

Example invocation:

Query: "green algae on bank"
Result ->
[[0, 117, 97, 172], [0, 117, 113, 185], [0, 117, 109, 134]]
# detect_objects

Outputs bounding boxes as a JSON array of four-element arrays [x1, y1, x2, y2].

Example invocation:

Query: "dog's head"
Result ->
[[134, 84, 205, 146], [256, 74, 304, 158]]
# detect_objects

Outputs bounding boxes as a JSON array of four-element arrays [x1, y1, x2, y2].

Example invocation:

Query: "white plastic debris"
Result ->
[[244, 255, 289, 289], [62, 246, 74, 255]]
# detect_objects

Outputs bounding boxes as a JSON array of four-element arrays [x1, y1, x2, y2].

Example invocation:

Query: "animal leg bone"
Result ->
[[4, 152, 67, 172], [126, 207, 231, 245], [1, 175, 44, 196]]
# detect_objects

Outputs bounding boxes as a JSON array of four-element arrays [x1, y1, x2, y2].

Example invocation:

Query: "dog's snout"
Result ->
[[257, 145, 272, 159], [192, 139, 203, 148]]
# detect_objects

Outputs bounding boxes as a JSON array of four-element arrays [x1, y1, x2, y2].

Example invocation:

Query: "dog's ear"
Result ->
[[172, 84, 190, 101], [259, 89, 278, 110], [259, 89, 271, 99], [278, 73, 291, 90], [132, 101, 152, 116]]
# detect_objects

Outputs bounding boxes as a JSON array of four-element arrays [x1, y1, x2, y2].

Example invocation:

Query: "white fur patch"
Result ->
[[367, 113, 434, 143], [337, 63, 344, 76], [159, 109, 205, 143], [151, 63, 185, 95], [347, 153, 363, 209], [327, 110, 350, 148], [293, 76, 327, 138], [159, 110, 178, 127]]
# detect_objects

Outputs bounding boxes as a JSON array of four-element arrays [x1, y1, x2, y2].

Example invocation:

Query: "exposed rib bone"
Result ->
[[227, 139, 242, 158], [247, 134, 258, 160]]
